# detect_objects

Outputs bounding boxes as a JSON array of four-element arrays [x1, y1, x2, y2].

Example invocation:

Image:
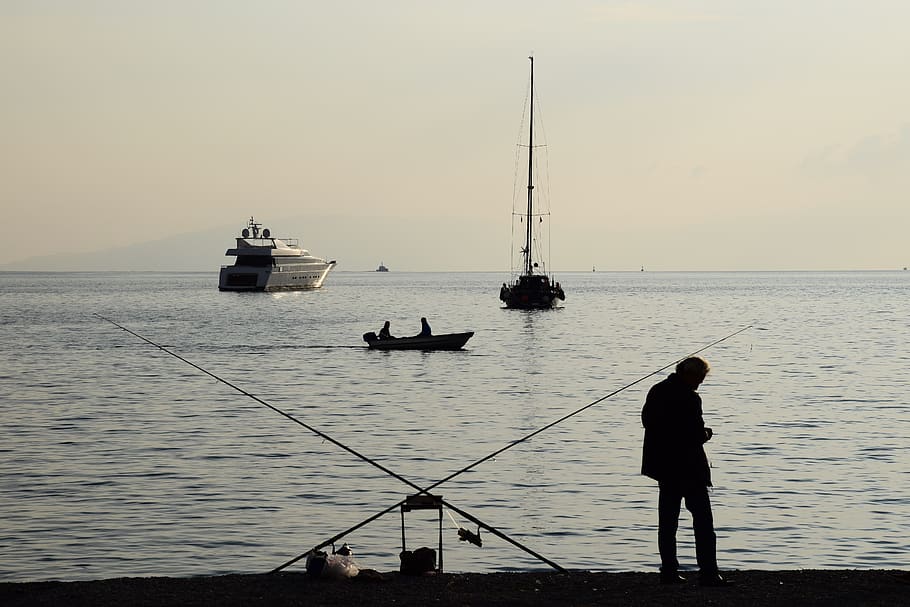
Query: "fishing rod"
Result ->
[[276, 324, 753, 571], [94, 313, 427, 495], [418, 324, 754, 494], [96, 314, 566, 571]]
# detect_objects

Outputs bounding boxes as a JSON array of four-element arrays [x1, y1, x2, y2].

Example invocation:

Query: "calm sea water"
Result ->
[[1, 270, 908, 582]]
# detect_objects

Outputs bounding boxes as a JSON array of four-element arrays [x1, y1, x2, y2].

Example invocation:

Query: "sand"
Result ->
[[2, 569, 908, 606]]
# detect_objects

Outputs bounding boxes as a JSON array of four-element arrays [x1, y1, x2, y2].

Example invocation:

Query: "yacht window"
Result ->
[[235, 256, 272, 267]]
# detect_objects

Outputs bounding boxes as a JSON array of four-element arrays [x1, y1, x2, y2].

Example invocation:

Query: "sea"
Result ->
[[1, 270, 908, 582]]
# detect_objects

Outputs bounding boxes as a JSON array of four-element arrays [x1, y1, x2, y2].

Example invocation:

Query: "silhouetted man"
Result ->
[[641, 356, 730, 586]]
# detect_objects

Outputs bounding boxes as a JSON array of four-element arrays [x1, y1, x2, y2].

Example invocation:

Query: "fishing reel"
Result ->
[[457, 526, 482, 547]]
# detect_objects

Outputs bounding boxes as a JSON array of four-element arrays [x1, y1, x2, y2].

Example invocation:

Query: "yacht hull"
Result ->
[[219, 262, 335, 291]]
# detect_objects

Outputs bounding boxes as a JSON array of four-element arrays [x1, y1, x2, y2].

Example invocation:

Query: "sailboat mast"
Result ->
[[525, 56, 535, 276]]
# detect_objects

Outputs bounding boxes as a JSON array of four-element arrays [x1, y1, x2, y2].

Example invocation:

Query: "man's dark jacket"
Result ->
[[641, 373, 712, 486]]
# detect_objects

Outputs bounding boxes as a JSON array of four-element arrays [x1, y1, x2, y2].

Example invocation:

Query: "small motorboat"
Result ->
[[362, 331, 474, 351]]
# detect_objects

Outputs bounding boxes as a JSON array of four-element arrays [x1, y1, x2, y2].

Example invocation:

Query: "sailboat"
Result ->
[[499, 57, 566, 309]]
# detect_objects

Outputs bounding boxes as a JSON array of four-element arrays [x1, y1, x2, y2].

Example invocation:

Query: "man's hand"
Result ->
[[704, 427, 714, 442]]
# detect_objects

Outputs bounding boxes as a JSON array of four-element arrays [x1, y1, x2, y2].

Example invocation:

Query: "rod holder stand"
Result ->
[[400, 493, 444, 573]]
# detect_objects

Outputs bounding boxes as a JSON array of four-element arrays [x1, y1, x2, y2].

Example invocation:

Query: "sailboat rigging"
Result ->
[[499, 56, 566, 309]]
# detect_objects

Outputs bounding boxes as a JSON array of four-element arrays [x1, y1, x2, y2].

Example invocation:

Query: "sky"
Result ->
[[2, 1, 908, 271]]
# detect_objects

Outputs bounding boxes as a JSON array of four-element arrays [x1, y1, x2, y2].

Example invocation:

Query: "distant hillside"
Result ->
[[0, 214, 504, 272], [0, 226, 227, 272]]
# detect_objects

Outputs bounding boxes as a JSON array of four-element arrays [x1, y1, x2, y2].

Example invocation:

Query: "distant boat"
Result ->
[[362, 331, 474, 351], [219, 217, 335, 291], [498, 57, 566, 310], [376, 262, 389, 272]]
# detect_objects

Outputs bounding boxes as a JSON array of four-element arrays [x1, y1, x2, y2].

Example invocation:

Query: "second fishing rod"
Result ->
[[97, 314, 567, 570], [274, 325, 753, 572]]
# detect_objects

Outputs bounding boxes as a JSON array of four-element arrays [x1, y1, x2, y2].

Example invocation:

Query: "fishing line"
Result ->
[[445, 510, 461, 529], [277, 324, 753, 571]]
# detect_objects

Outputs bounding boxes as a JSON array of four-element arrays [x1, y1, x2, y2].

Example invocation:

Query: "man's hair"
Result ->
[[676, 356, 710, 376]]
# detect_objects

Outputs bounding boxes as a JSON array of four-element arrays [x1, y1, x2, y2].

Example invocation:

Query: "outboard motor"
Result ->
[[363, 331, 377, 343]]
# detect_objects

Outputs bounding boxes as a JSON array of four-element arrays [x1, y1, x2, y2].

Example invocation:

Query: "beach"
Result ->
[[3, 570, 908, 606]]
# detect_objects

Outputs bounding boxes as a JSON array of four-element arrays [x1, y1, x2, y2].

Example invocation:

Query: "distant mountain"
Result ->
[[0, 226, 227, 272], [0, 214, 503, 272]]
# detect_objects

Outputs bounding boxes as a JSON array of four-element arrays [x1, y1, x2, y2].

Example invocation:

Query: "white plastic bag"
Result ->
[[305, 545, 360, 579], [322, 553, 359, 579]]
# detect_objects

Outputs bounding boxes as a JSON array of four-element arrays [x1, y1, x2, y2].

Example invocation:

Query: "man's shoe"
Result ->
[[659, 572, 687, 585], [699, 572, 733, 587]]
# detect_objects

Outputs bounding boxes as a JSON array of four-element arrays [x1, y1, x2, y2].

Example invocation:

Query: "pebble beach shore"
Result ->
[[3, 569, 908, 606]]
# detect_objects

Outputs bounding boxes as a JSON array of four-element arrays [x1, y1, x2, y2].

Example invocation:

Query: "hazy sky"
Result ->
[[2, 1, 908, 271]]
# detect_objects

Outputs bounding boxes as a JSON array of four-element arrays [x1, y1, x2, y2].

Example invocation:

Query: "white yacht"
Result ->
[[218, 217, 336, 291]]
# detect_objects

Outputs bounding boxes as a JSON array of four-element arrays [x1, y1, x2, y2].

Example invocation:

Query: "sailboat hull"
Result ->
[[500, 274, 565, 309]]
